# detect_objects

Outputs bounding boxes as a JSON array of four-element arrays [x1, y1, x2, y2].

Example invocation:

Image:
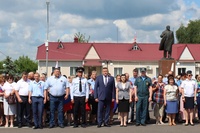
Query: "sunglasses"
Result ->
[[188, 75, 192, 77]]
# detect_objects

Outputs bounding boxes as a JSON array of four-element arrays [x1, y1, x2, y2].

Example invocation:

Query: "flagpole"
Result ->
[[45, 0, 50, 76]]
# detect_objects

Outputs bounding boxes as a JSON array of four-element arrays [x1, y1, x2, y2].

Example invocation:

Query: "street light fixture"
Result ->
[[45, 0, 50, 76], [102, 60, 113, 68]]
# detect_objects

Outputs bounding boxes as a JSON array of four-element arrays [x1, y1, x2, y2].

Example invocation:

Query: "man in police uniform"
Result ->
[[28, 73, 47, 129], [134, 68, 152, 126], [70, 67, 89, 128], [45, 68, 69, 128]]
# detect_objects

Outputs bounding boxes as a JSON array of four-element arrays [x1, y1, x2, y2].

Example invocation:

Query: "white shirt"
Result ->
[[181, 79, 197, 97], [15, 79, 31, 96], [2, 82, 17, 95], [70, 77, 89, 100]]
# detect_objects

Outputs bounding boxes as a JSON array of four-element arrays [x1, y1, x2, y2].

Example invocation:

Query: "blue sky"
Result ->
[[0, 0, 200, 60]]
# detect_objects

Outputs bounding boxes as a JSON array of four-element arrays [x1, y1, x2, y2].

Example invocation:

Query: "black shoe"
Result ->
[[104, 124, 110, 127], [39, 125, 43, 129], [141, 123, 146, 126], [33, 126, 38, 129], [135, 123, 140, 126], [97, 124, 101, 128], [27, 123, 32, 128], [59, 124, 64, 128], [49, 125, 55, 128], [73, 125, 78, 128], [145, 121, 150, 124], [18, 124, 22, 128], [81, 124, 86, 128], [190, 123, 195, 126]]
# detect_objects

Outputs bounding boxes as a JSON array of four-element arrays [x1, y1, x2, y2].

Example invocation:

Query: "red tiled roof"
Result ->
[[36, 42, 92, 61], [36, 42, 200, 61], [187, 44, 200, 61]]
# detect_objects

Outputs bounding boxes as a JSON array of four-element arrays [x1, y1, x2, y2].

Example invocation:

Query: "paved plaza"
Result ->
[[0, 123, 199, 133]]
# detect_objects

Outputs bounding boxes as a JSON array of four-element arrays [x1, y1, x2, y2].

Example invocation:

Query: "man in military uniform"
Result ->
[[71, 67, 89, 128], [159, 25, 174, 59], [134, 68, 152, 126]]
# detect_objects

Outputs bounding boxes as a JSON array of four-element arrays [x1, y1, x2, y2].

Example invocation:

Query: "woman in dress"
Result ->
[[181, 70, 197, 126], [116, 74, 132, 127], [164, 77, 179, 126], [2, 75, 17, 127], [64, 76, 74, 126]]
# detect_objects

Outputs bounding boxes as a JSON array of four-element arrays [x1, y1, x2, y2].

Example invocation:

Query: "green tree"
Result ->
[[14, 55, 38, 74], [176, 20, 200, 43], [1, 56, 16, 76], [74, 32, 90, 43], [0, 61, 4, 71]]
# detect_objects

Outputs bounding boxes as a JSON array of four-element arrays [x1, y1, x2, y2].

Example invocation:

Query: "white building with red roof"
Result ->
[[36, 39, 200, 78]]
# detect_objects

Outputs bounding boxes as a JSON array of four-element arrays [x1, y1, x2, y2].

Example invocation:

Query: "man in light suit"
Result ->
[[94, 67, 116, 128]]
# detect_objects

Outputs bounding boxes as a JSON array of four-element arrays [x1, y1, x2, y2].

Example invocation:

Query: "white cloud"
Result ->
[[141, 14, 164, 25], [113, 20, 134, 42]]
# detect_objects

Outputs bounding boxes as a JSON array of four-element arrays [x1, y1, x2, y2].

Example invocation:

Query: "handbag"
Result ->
[[7, 95, 16, 104]]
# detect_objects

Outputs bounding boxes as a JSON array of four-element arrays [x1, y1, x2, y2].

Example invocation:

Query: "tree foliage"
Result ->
[[74, 32, 90, 43], [14, 55, 38, 74], [176, 20, 200, 43], [0, 56, 16, 76], [0, 56, 37, 77]]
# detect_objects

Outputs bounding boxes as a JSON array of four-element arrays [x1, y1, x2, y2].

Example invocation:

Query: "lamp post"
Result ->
[[102, 60, 113, 68], [45, 0, 50, 76]]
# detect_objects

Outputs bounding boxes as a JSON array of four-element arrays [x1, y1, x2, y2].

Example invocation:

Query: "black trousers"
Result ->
[[17, 96, 31, 125], [89, 95, 98, 115], [73, 96, 86, 125]]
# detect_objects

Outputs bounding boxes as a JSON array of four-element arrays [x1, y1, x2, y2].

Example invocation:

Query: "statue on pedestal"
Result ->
[[159, 25, 174, 59]]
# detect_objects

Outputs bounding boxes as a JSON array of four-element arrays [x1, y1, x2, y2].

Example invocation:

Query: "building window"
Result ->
[[178, 68, 186, 75], [132, 43, 140, 50], [114, 68, 123, 77], [52, 67, 60, 73], [57, 41, 64, 49], [70, 67, 78, 76]]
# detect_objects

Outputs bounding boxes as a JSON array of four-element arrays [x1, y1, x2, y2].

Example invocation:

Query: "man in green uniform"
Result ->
[[134, 68, 152, 126]]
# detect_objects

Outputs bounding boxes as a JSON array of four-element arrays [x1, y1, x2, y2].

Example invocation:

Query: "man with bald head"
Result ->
[[159, 25, 174, 59], [28, 72, 35, 81]]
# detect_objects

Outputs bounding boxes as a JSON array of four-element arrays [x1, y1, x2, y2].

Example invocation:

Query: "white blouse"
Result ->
[[2, 82, 17, 95]]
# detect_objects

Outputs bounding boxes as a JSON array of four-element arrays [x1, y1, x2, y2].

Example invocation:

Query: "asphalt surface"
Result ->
[[0, 109, 199, 133], [0, 119, 199, 133], [0, 123, 200, 133]]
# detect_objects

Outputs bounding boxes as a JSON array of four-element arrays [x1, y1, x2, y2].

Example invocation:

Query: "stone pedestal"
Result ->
[[158, 59, 176, 76]]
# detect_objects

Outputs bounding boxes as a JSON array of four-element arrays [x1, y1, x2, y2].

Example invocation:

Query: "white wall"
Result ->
[[176, 62, 196, 75], [38, 61, 82, 76], [38, 60, 199, 78], [107, 61, 158, 78]]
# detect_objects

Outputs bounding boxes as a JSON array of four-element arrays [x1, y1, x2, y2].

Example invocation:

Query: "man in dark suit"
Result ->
[[94, 67, 116, 128]]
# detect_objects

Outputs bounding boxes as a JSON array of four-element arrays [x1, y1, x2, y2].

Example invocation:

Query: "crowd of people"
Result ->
[[0, 66, 199, 129]]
